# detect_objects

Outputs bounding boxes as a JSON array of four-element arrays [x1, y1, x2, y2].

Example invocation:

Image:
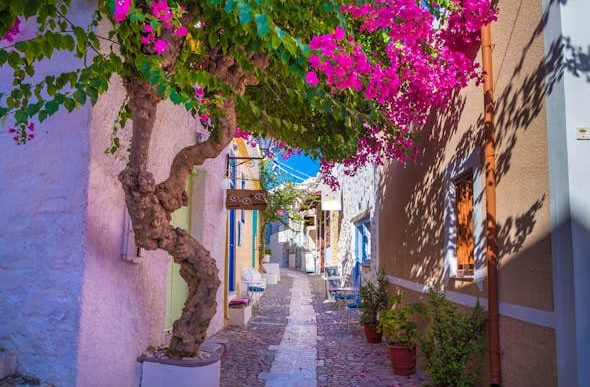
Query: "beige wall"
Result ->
[[379, 0, 556, 385]]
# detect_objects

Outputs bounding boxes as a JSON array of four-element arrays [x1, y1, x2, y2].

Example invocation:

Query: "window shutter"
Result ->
[[455, 175, 475, 276]]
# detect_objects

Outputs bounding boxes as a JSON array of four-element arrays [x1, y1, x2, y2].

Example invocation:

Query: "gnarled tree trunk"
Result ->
[[118, 48, 268, 357]]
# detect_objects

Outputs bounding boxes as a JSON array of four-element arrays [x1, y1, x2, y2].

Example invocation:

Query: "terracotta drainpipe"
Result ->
[[480, 24, 501, 386]]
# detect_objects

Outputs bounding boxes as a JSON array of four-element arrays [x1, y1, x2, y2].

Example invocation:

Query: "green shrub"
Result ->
[[359, 270, 388, 325], [421, 289, 485, 387], [264, 248, 272, 255], [379, 294, 424, 348]]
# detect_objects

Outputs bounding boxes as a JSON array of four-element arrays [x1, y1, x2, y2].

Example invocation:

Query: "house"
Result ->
[[377, 1, 590, 386], [224, 138, 264, 304], [0, 4, 229, 386]]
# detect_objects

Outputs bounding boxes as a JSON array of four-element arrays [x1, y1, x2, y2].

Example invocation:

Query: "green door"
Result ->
[[165, 177, 191, 331]]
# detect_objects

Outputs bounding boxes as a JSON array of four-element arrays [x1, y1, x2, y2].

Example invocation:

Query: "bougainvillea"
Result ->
[[306, 0, 496, 186]]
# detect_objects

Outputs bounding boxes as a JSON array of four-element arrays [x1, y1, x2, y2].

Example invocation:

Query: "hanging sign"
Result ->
[[226, 189, 268, 210]]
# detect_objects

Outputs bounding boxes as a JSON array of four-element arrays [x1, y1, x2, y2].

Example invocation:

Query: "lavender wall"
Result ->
[[0, 4, 94, 385], [76, 72, 228, 386]]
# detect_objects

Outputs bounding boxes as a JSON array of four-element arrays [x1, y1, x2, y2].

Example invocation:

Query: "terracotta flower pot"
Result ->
[[387, 343, 416, 376], [363, 324, 382, 343]]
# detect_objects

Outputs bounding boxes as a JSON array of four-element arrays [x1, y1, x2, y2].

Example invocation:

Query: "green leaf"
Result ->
[[208, 31, 219, 47], [238, 1, 252, 24], [45, 101, 59, 115], [73, 90, 87, 105], [274, 26, 286, 39], [170, 89, 181, 104], [224, 0, 236, 12], [255, 14, 269, 37]]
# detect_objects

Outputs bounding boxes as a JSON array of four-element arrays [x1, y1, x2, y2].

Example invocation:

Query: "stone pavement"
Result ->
[[217, 269, 426, 387], [309, 275, 426, 387], [216, 274, 293, 387], [264, 272, 317, 387]]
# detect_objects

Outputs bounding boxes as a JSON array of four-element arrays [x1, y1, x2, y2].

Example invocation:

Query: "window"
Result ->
[[355, 217, 371, 264], [454, 173, 475, 277]]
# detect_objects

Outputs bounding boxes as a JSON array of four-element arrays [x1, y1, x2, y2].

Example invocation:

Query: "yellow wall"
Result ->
[[226, 138, 263, 299]]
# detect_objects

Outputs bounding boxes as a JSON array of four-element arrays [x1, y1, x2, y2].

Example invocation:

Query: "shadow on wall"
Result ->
[[379, 0, 589, 288]]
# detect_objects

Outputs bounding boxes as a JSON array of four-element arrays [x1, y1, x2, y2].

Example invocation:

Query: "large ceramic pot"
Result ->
[[387, 343, 416, 376], [140, 345, 222, 387], [363, 324, 382, 343]]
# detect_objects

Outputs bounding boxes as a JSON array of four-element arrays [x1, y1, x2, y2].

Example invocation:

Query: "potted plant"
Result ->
[[359, 271, 388, 343], [379, 295, 424, 376]]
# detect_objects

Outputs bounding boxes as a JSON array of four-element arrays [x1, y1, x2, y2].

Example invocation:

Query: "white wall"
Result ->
[[542, 0, 590, 385]]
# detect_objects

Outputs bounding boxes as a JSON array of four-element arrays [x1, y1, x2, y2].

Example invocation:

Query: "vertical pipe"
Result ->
[[480, 24, 501, 386]]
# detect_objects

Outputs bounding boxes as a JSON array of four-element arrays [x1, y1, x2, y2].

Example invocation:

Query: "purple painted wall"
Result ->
[[0, 4, 94, 386]]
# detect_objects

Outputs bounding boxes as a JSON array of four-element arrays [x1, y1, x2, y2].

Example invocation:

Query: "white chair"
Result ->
[[240, 268, 266, 302]]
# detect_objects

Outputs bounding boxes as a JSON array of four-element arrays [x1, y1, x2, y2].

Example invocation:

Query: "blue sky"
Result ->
[[271, 152, 319, 184]]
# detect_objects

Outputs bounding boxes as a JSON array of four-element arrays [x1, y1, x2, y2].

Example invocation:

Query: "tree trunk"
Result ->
[[118, 78, 235, 358], [116, 43, 268, 357]]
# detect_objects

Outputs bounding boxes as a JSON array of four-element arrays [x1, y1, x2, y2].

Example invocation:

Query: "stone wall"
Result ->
[[335, 164, 378, 284]]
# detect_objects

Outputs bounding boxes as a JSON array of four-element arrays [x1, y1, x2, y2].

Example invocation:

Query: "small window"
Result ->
[[454, 173, 475, 277]]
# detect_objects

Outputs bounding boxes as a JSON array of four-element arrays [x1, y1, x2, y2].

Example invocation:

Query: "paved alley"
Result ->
[[217, 270, 425, 387]]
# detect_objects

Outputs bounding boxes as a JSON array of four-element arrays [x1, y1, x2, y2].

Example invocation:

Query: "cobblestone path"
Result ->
[[217, 274, 293, 387], [309, 275, 426, 387], [217, 270, 426, 387], [264, 271, 317, 387]]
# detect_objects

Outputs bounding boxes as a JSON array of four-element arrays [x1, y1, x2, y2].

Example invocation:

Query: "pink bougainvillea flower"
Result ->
[[276, 209, 285, 216], [2, 18, 21, 43], [199, 114, 209, 122], [174, 25, 188, 37], [114, 0, 132, 22], [151, 1, 173, 24], [306, 0, 496, 186], [154, 39, 168, 55], [333, 26, 346, 41], [8, 128, 16, 134], [305, 71, 319, 86], [27, 123, 35, 131], [194, 87, 205, 97], [143, 25, 154, 34]]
